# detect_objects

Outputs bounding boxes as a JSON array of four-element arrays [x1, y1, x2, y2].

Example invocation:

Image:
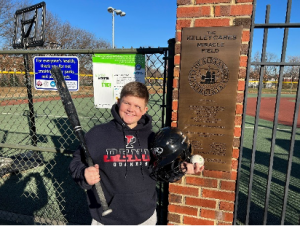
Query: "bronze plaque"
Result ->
[[178, 26, 243, 171]]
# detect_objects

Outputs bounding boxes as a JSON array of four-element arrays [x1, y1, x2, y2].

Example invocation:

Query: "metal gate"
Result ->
[[234, 0, 300, 224], [0, 40, 175, 224]]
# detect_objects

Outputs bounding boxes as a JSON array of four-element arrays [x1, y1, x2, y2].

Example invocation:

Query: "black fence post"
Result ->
[[24, 53, 37, 147], [165, 38, 175, 127]]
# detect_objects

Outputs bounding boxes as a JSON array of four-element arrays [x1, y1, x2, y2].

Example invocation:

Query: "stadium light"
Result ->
[[107, 7, 126, 48]]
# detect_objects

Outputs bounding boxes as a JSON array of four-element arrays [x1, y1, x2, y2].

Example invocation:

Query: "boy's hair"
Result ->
[[120, 82, 149, 104]]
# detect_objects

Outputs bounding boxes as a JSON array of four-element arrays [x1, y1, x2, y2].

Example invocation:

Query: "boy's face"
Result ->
[[118, 95, 148, 129]]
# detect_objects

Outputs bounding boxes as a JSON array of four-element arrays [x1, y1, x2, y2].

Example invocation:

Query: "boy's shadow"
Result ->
[[0, 172, 48, 225], [49, 117, 91, 224]]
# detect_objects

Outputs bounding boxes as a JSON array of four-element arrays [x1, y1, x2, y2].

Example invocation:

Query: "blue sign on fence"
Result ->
[[34, 56, 79, 91]]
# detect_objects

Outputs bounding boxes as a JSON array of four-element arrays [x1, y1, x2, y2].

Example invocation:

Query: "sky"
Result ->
[[31, 0, 177, 49], [29, 0, 300, 59]]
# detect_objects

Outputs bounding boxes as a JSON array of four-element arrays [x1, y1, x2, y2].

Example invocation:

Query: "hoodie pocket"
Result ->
[[103, 189, 156, 225]]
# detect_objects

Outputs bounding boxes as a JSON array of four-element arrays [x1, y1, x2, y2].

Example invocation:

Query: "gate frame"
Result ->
[[234, 0, 300, 224]]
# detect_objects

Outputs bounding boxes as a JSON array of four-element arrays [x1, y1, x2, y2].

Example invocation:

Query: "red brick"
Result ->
[[169, 184, 199, 196], [172, 100, 178, 111], [220, 181, 236, 191], [232, 148, 239, 159], [232, 159, 238, 170], [201, 209, 233, 222], [175, 43, 181, 54], [173, 89, 179, 99], [184, 216, 214, 225], [235, 115, 242, 126], [177, 6, 211, 18], [234, 126, 241, 137], [239, 68, 246, 79], [201, 209, 216, 219], [176, 31, 182, 42], [203, 170, 232, 180], [235, 104, 243, 114], [219, 201, 234, 211], [174, 55, 181, 65], [233, 137, 240, 148], [231, 170, 237, 180], [186, 197, 216, 208], [173, 78, 179, 88], [215, 5, 253, 17], [231, 4, 253, 15], [239, 55, 248, 67], [171, 121, 178, 127], [168, 204, 198, 216], [177, 0, 193, 5], [202, 189, 235, 201], [215, 5, 230, 17], [168, 213, 181, 224], [196, 0, 231, 4], [194, 18, 230, 27], [174, 67, 180, 78], [186, 176, 218, 188], [242, 30, 250, 42], [176, 19, 192, 30], [238, 80, 245, 91], [172, 111, 178, 121], [236, 92, 244, 103], [236, 0, 253, 2], [169, 194, 182, 204], [218, 222, 232, 225]]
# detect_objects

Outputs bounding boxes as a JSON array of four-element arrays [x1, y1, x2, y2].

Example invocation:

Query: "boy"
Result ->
[[69, 82, 204, 225]]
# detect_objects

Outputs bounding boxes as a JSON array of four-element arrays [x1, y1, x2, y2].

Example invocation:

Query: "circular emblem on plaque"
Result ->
[[188, 57, 229, 96]]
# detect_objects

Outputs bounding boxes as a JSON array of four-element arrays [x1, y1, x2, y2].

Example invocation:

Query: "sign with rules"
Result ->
[[93, 54, 145, 108], [34, 56, 79, 91]]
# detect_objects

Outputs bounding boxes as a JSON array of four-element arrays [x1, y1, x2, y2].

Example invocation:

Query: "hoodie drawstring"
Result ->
[[121, 124, 145, 180], [122, 124, 128, 178], [135, 130, 145, 180]]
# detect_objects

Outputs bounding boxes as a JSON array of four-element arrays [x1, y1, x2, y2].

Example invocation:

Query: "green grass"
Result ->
[[236, 115, 300, 225]]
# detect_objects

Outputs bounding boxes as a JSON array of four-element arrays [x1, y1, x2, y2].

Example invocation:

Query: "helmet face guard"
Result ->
[[150, 127, 191, 183]]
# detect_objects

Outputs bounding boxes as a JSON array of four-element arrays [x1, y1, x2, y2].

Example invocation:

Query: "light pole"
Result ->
[[107, 7, 126, 49]]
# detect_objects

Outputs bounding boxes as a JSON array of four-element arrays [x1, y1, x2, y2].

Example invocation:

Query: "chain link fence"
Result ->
[[0, 47, 172, 225]]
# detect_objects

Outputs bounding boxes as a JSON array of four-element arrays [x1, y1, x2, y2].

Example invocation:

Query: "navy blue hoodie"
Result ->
[[69, 104, 157, 225]]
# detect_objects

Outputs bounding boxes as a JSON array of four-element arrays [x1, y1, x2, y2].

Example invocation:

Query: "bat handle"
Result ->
[[95, 183, 113, 216]]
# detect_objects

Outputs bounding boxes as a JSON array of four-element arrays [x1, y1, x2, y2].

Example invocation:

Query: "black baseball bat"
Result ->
[[51, 66, 112, 216]]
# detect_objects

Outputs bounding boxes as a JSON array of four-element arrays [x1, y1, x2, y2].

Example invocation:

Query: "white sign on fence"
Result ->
[[92, 54, 145, 108]]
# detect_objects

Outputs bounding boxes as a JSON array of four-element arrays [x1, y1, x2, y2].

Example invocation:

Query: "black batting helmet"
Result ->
[[150, 127, 191, 182]]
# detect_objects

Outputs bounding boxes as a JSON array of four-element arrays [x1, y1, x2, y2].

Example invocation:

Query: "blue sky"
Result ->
[[31, 0, 177, 48], [252, 0, 300, 60], [30, 0, 300, 58]]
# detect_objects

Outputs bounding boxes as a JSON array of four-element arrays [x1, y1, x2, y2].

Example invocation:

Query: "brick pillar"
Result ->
[[168, 0, 254, 225]]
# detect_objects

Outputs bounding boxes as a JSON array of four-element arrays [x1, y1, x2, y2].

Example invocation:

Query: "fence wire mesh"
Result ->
[[0, 49, 170, 225]]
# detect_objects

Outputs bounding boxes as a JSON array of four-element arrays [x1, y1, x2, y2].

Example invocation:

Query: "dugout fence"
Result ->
[[0, 40, 175, 225]]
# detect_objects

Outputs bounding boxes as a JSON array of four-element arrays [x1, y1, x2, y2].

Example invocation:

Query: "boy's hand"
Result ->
[[182, 162, 205, 175], [84, 164, 101, 185]]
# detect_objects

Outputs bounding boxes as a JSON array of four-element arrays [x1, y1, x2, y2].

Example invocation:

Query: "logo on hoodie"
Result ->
[[125, 135, 136, 148], [103, 135, 150, 167]]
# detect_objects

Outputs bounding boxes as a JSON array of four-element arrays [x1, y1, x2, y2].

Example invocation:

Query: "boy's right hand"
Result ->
[[84, 164, 101, 185]]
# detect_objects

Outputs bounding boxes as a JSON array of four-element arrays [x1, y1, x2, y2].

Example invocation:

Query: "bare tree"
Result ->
[[286, 56, 300, 79], [0, 0, 32, 47], [1, 4, 111, 75], [285, 56, 300, 89], [251, 51, 279, 82]]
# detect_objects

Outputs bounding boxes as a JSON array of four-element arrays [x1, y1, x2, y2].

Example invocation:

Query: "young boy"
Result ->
[[69, 82, 204, 225]]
